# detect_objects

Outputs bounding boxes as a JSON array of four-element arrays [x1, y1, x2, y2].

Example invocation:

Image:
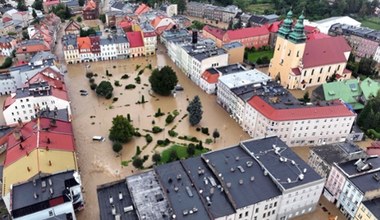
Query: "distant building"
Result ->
[[15, 39, 50, 63], [249, 14, 279, 27], [10, 170, 84, 220], [354, 198, 380, 220], [222, 41, 245, 64], [62, 34, 80, 64], [64, 20, 81, 35], [308, 142, 366, 178], [97, 136, 325, 220], [83, 0, 99, 20], [203, 25, 270, 48], [268, 11, 351, 89], [313, 78, 380, 110], [324, 156, 380, 219], [306, 16, 361, 34], [159, 4, 177, 17], [126, 31, 145, 58], [0, 36, 17, 57]]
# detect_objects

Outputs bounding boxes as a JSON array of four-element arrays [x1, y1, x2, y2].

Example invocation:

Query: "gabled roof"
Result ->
[[84, 0, 97, 10], [126, 31, 144, 47], [201, 69, 220, 84], [77, 37, 91, 50], [135, 3, 150, 15], [302, 36, 351, 68], [203, 25, 269, 41], [16, 40, 50, 54], [322, 79, 362, 108], [65, 20, 81, 32], [27, 67, 65, 91]]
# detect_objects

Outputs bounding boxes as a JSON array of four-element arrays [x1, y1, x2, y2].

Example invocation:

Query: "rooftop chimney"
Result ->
[[192, 31, 198, 44]]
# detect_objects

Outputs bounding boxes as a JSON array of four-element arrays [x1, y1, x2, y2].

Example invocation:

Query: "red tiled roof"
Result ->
[[155, 23, 174, 35], [201, 70, 219, 84], [143, 31, 156, 37], [2, 17, 12, 23], [306, 32, 330, 41], [227, 26, 269, 40], [248, 96, 355, 121], [51, 87, 69, 101], [336, 74, 343, 79], [44, 0, 60, 6], [16, 41, 50, 54], [84, 0, 97, 10], [367, 148, 380, 156], [135, 3, 150, 15], [126, 31, 144, 47], [77, 37, 91, 50], [371, 141, 380, 148], [291, 68, 301, 76], [266, 21, 282, 33], [28, 68, 66, 91], [5, 118, 75, 167], [3, 96, 15, 109], [343, 68, 351, 74], [302, 36, 351, 68], [304, 25, 317, 33], [203, 25, 226, 40]]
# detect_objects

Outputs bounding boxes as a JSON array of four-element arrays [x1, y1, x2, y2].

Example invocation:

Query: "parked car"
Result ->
[[175, 84, 184, 91], [92, 136, 105, 142]]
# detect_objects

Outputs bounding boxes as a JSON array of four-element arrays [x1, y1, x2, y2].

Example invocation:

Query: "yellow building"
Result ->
[[354, 200, 380, 220], [2, 118, 78, 196], [268, 11, 351, 89]]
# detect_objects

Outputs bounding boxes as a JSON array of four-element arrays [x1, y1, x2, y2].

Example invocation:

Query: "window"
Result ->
[[311, 69, 314, 75], [239, 213, 242, 218], [265, 205, 268, 210], [255, 208, 259, 213], [263, 213, 266, 218], [320, 68, 323, 73], [245, 211, 249, 217]]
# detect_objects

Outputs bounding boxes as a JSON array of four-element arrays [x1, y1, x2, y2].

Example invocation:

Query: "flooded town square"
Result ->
[[66, 49, 250, 219]]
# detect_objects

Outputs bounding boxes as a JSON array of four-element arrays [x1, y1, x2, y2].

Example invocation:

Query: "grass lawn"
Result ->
[[246, 3, 275, 14], [161, 144, 210, 163], [247, 50, 274, 63], [359, 17, 380, 30]]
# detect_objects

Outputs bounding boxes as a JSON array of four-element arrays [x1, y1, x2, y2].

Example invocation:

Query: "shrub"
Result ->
[[134, 131, 142, 137], [112, 97, 118, 102], [138, 69, 144, 75], [168, 130, 178, 137], [86, 72, 94, 78], [196, 141, 204, 150], [152, 120, 155, 125], [125, 84, 136, 89], [89, 78, 95, 83], [147, 64, 152, 70], [205, 138, 213, 144], [152, 126, 163, 133], [154, 108, 165, 117], [165, 114, 174, 124], [143, 155, 149, 162], [201, 127, 209, 135], [145, 134, 153, 143], [114, 80, 121, 87], [135, 64, 141, 71], [196, 127, 201, 132], [187, 144, 196, 156], [90, 83, 97, 90], [112, 142, 123, 153], [172, 109, 180, 116], [121, 74, 129, 79], [135, 146, 142, 156], [135, 76, 141, 84], [132, 157, 144, 169]]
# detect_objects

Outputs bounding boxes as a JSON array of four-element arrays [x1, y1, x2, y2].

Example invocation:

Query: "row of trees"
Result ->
[[357, 92, 380, 135]]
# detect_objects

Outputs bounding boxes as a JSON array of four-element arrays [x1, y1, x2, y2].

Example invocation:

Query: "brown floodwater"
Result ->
[[66, 44, 250, 219]]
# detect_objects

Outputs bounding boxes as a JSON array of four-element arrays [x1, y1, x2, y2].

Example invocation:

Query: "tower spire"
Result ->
[[288, 11, 306, 43], [278, 9, 293, 38]]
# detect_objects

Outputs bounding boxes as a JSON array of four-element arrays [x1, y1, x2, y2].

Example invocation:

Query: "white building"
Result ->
[[304, 16, 361, 34], [3, 80, 70, 125], [0, 74, 16, 96], [62, 34, 80, 64], [0, 36, 17, 57]]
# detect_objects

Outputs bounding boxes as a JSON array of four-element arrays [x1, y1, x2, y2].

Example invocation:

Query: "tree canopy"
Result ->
[[187, 96, 203, 126], [32, 0, 43, 11], [357, 92, 380, 133], [109, 115, 135, 143], [149, 66, 178, 96], [96, 81, 114, 98], [80, 28, 97, 37], [51, 4, 72, 20]]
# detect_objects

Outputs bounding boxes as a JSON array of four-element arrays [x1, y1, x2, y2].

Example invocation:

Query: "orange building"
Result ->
[[202, 25, 270, 48], [83, 0, 99, 20]]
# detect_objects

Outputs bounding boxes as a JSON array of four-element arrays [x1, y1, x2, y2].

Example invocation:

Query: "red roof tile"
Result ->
[[2, 17, 12, 23], [367, 148, 380, 156], [201, 70, 219, 84], [5, 118, 75, 167], [306, 32, 330, 41], [84, 0, 97, 10], [16, 41, 50, 54], [248, 96, 355, 121], [135, 3, 150, 15], [291, 68, 301, 76], [266, 21, 282, 33], [126, 31, 144, 47], [302, 36, 351, 68], [28, 67, 65, 90], [371, 141, 380, 148], [203, 25, 226, 40], [227, 26, 269, 40]]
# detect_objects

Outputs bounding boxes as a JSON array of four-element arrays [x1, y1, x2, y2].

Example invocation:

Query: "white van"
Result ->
[[92, 136, 105, 142]]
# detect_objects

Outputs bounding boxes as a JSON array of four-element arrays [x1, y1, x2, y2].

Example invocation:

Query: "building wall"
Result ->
[[230, 34, 269, 49], [268, 36, 306, 89], [3, 95, 71, 125], [199, 78, 217, 94], [64, 47, 80, 64], [226, 46, 244, 64], [325, 166, 347, 203], [14, 201, 76, 220], [0, 77, 16, 95], [100, 43, 117, 60], [191, 53, 228, 86], [338, 179, 364, 218], [373, 46, 380, 63], [278, 180, 325, 219], [129, 46, 145, 58], [143, 35, 156, 55], [354, 203, 377, 220], [307, 151, 330, 178]]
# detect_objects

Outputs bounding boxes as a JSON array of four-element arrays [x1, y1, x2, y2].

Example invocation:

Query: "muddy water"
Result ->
[[67, 46, 249, 219]]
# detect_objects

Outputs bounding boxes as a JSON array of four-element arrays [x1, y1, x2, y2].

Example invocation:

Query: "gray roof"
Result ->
[[0, 36, 15, 43], [338, 156, 380, 177], [311, 143, 364, 165], [126, 170, 170, 220], [363, 198, 380, 218], [100, 35, 129, 45], [191, 48, 226, 62], [161, 29, 190, 42], [206, 63, 245, 76], [181, 157, 235, 218], [155, 161, 211, 220], [241, 136, 323, 190], [0, 73, 13, 80], [97, 179, 138, 220], [62, 34, 78, 48], [350, 169, 380, 193], [15, 81, 51, 99], [0, 126, 13, 138], [12, 170, 79, 217], [38, 108, 70, 122], [203, 145, 281, 208], [29, 51, 57, 64], [64, 0, 79, 7], [111, 1, 125, 10], [222, 41, 243, 50]]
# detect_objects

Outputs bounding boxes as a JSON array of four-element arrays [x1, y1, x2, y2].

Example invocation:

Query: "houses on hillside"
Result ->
[[186, 2, 241, 23]]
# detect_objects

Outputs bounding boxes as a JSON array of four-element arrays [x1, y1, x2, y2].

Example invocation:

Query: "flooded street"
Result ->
[[67, 46, 249, 219]]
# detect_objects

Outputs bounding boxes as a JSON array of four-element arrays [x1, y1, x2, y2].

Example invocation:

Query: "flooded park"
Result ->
[[65, 48, 250, 219]]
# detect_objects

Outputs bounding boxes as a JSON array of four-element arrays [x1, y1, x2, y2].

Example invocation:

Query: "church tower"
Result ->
[[268, 11, 307, 89]]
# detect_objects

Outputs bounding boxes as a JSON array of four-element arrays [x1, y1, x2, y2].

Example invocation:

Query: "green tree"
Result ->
[[99, 14, 106, 23], [152, 153, 161, 165], [96, 81, 113, 98], [78, 0, 85, 6], [358, 92, 380, 132], [32, 0, 43, 10], [32, 10, 37, 19], [149, 66, 178, 96], [22, 31, 29, 40], [228, 19, 234, 30], [109, 115, 135, 143], [358, 57, 377, 77], [187, 95, 203, 126], [0, 57, 13, 69], [76, 16, 82, 22], [112, 142, 123, 153], [169, 150, 179, 162], [80, 27, 97, 37], [303, 91, 310, 102], [17, 0, 27, 11], [212, 129, 220, 143], [187, 144, 196, 156], [132, 157, 144, 169]]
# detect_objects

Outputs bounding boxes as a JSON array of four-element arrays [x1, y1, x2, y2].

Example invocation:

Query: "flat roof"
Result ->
[[338, 156, 380, 177], [155, 161, 211, 220], [203, 145, 281, 208], [219, 68, 270, 89], [192, 48, 227, 62], [97, 179, 138, 220], [363, 198, 380, 218], [350, 169, 380, 193], [242, 136, 323, 190], [311, 143, 363, 165], [126, 170, 170, 219], [12, 170, 78, 215], [181, 157, 235, 218], [222, 41, 243, 49]]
